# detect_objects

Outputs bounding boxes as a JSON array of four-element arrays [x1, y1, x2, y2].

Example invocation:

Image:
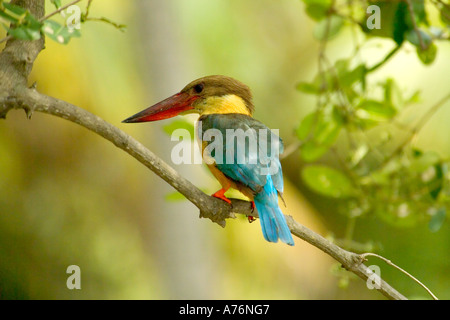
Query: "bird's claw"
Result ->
[[212, 189, 233, 207], [247, 201, 256, 222]]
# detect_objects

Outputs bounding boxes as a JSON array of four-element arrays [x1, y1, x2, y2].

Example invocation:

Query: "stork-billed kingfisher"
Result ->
[[123, 75, 294, 246]]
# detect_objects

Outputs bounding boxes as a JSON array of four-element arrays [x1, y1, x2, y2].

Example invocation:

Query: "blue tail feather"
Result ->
[[254, 177, 294, 246]]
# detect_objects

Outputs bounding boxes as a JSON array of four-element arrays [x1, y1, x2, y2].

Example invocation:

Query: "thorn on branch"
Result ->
[[0, 93, 38, 119], [24, 105, 34, 119], [0, 96, 18, 119]]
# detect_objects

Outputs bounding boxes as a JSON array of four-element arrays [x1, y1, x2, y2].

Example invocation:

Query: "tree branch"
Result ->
[[0, 86, 409, 300], [0, 0, 416, 301], [0, 1, 45, 89]]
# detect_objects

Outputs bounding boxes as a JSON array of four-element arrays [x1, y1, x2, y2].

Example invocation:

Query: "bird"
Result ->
[[123, 75, 294, 246]]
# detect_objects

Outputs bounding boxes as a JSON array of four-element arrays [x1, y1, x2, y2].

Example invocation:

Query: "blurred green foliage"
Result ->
[[1, 1, 79, 43], [297, 0, 450, 235]]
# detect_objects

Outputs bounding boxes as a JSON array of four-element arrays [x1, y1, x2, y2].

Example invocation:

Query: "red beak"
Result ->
[[122, 92, 198, 123]]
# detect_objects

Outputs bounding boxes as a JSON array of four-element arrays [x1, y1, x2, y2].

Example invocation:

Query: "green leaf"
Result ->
[[440, 3, 450, 25], [392, 1, 409, 45], [334, 60, 367, 101], [163, 119, 195, 139], [302, 0, 332, 21], [1, 2, 27, 23], [0, 7, 23, 24], [428, 207, 446, 232], [382, 78, 403, 109], [50, 0, 62, 9], [164, 191, 187, 202], [339, 63, 367, 89], [297, 109, 342, 162], [429, 163, 444, 200], [405, 90, 421, 105], [7, 24, 41, 40], [363, 1, 411, 44], [296, 81, 320, 95], [405, 28, 432, 49], [381, 78, 420, 110], [314, 108, 342, 145], [363, 1, 395, 38], [301, 165, 356, 198], [41, 20, 81, 44], [416, 42, 437, 65], [300, 141, 330, 162], [355, 99, 397, 124], [313, 15, 344, 41], [296, 112, 316, 140], [1, 2, 42, 40]]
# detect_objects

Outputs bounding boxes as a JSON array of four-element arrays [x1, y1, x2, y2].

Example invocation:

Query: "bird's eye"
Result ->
[[193, 83, 204, 94]]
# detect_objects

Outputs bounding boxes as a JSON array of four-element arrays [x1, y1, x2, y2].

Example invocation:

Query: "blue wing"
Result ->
[[199, 113, 284, 195], [199, 114, 293, 245]]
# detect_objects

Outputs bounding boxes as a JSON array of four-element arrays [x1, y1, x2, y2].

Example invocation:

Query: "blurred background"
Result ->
[[0, 0, 449, 299]]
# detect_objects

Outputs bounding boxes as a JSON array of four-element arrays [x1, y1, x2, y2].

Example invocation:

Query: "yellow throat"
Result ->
[[199, 94, 252, 116]]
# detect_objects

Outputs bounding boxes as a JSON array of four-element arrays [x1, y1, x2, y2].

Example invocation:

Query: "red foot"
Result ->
[[248, 201, 256, 223], [212, 188, 232, 205]]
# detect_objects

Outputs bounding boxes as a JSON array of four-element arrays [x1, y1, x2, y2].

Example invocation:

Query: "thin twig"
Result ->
[[82, 0, 126, 31], [83, 0, 94, 19], [361, 252, 438, 300], [366, 44, 401, 73], [377, 92, 450, 170], [40, 0, 83, 21], [405, 0, 426, 51], [84, 16, 126, 31]]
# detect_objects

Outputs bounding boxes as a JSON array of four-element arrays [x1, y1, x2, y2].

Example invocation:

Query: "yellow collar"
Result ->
[[199, 94, 252, 116]]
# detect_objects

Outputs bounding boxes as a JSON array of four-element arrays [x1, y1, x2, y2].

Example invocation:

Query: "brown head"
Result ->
[[122, 75, 254, 123]]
